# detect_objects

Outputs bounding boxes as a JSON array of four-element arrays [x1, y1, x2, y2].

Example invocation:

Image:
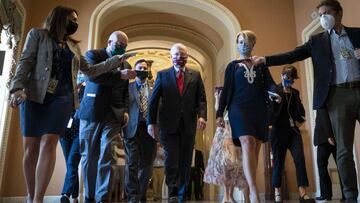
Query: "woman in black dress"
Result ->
[[216, 30, 278, 203]]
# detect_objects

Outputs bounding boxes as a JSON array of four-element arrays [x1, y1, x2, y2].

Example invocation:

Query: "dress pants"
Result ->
[[271, 126, 309, 188], [60, 135, 81, 198], [161, 119, 195, 202], [79, 115, 122, 203], [124, 122, 156, 203], [317, 142, 345, 199], [186, 167, 203, 200], [327, 86, 360, 199]]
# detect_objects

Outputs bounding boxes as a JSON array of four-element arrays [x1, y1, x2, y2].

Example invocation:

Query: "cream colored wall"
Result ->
[[1, 0, 309, 197]]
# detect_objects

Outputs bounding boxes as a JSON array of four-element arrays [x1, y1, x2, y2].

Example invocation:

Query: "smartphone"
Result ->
[[123, 52, 137, 58], [135, 70, 149, 78]]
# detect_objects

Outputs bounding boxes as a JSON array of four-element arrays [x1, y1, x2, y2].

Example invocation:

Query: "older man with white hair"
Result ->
[[148, 43, 207, 203]]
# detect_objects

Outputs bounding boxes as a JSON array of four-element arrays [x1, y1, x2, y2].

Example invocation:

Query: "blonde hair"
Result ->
[[236, 30, 257, 46]]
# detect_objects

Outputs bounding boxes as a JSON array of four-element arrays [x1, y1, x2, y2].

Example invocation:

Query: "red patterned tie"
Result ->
[[177, 69, 184, 96]]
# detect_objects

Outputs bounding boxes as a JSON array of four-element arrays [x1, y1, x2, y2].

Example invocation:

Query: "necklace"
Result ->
[[241, 63, 256, 84]]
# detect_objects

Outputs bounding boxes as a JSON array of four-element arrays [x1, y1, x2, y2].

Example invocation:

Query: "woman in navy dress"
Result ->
[[216, 30, 278, 203], [9, 6, 126, 203]]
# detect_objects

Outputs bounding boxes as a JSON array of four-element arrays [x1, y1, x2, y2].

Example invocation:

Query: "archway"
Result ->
[[88, 0, 241, 200]]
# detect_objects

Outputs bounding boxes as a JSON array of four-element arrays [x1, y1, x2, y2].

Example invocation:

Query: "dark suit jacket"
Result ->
[[314, 108, 334, 146], [265, 26, 360, 109], [78, 48, 130, 122], [148, 67, 207, 135], [269, 84, 305, 126], [124, 81, 153, 138]]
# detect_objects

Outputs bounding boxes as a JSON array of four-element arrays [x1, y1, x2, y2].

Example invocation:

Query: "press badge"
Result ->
[[47, 78, 58, 93], [289, 117, 295, 127], [340, 48, 353, 60]]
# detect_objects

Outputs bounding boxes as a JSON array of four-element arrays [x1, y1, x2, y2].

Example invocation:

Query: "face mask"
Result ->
[[66, 20, 78, 35], [282, 78, 294, 87], [111, 44, 126, 56], [237, 43, 252, 56], [320, 14, 335, 30], [172, 57, 187, 68]]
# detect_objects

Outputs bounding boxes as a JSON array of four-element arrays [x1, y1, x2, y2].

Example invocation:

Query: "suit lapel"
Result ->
[[322, 31, 333, 62], [182, 68, 193, 96], [130, 82, 140, 105]]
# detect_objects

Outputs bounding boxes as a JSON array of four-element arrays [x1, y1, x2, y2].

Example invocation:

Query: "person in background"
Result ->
[[216, 30, 277, 203], [152, 142, 166, 202], [314, 108, 345, 202], [187, 147, 205, 201], [78, 30, 136, 203], [124, 59, 157, 203], [269, 65, 314, 203], [9, 6, 126, 203], [60, 76, 86, 203]]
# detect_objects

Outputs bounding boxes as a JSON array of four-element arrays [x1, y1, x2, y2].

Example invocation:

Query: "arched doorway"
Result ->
[[88, 0, 241, 200]]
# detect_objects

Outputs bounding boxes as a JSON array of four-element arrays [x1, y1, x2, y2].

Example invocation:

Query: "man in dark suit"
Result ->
[[78, 31, 136, 203], [124, 59, 157, 203], [186, 148, 205, 201], [314, 108, 345, 201], [254, 1, 360, 201], [147, 43, 207, 203]]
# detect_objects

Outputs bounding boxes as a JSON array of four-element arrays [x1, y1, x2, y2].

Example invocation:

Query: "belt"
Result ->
[[334, 81, 360, 88]]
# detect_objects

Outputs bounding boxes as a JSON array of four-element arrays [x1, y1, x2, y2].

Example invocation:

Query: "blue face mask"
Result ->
[[282, 78, 294, 87], [111, 44, 126, 56], [237, 43, 252, 56]]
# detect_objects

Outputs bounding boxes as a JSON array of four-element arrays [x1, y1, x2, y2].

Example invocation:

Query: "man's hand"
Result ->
[[120, 69, 136, 80], [216, 117, 225, 128], [354, 48, 360, 60], [9, 89, 27, 108], [251, 56, 266, 66], [121, 112, 129, 127], [147, 124, 157, 139], [328, 137, 336, 146], [197, 117, 206, 130]]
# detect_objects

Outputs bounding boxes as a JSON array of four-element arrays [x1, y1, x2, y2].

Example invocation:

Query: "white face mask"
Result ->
[[320, 14, 335, 30]]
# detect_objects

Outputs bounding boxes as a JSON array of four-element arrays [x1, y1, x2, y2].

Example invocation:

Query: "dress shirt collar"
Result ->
[[173, 66, 186, 73]]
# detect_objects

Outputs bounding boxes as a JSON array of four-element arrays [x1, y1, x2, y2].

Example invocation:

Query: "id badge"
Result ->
[[289, 117, 295, 127], [47, 78, 58, 93], [340, 48, 352, 60]]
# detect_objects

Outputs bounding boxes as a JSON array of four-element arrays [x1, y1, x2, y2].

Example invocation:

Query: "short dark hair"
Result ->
[[317, 0, 343, 13], [43, 5, 79, 43], [282, 65, 299, 79], [134, 59, 148, 68]]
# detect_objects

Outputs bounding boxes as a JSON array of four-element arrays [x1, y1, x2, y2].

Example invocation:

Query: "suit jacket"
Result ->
[[269, 84, 305, 126], [124, 80, 153, 138], [78, 48, 130, 122], [10, 28, 123, 108], [148, 67, 207, 135], [314, 108, 334, 146], [266, 26, 360, 109]]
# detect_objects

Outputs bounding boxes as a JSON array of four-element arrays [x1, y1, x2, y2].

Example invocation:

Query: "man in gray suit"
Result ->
[[124, 59, 157, 203]]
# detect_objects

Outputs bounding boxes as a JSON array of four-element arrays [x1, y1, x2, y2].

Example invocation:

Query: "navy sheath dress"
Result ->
[[20, 40, 74, 137], [227, 62, 274, 143]]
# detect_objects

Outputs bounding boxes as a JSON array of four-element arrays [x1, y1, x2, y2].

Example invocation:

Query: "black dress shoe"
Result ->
[[300, 194, 315, 203], [316, 196, 331, 201], [60, 195, 70, 203], [168, 196, 179, 203]]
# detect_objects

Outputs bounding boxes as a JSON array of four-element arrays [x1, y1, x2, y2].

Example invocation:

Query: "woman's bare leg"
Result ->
[[23, 137, 41, 203], [33, 134, 59, 203], [239, 136, 259, 203]]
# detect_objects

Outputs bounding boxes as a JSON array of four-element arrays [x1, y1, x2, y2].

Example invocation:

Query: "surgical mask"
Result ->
[[282, 78, 294, 87], [66, 20, 78, 35], [172, 57, 187, 67], [320, 14, 335, 30], [237, 43, 252, 56], [111, 44, 126, 56]]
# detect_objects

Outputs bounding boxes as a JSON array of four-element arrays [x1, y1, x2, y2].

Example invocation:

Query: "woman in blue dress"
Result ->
[[216, 30, 278, 203], [9, 6, 128, 203]]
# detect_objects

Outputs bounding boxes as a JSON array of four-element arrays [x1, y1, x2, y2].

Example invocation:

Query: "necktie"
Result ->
[[139, 84, 148, 119], [177, 70, 184, 96]]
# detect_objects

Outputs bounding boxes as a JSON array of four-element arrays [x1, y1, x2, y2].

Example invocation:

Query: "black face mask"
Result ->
[[66, 20, 78, 36]]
